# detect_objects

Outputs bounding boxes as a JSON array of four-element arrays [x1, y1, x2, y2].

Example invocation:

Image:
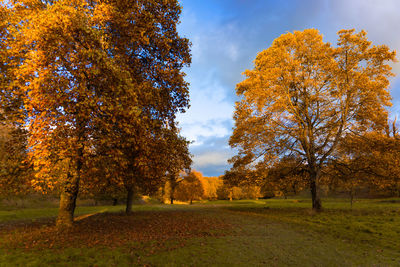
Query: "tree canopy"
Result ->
[[229, 29, 396, 210], [1, 0, 191, 226]]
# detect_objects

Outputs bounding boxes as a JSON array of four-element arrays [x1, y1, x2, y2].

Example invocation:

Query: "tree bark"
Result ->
[[126, 186, 134, 214], [57, 114, 85, 227], [56, 173, 80, 227], [310, 170, 322, 211]]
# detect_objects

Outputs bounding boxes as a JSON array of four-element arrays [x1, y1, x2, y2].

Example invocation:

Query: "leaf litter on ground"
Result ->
[[0, 210, 232, 252]]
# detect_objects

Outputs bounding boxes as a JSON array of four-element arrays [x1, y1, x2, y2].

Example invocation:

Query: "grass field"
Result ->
[[1, 198, 400, 266]]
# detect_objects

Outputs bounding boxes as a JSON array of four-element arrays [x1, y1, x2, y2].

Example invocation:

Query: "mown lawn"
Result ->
[[0, 198, 399, 266]]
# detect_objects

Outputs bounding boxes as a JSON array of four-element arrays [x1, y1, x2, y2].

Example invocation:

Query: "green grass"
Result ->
[[1, 198, 400, 266], [0, 205, 125, 223], [0, 203, 188, 223]]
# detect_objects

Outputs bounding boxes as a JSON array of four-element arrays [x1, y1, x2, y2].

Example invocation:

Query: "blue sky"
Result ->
[[176, 0, 400, 177]]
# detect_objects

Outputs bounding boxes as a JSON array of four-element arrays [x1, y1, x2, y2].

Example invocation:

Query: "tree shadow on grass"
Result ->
[[1, 210, 232, 251]]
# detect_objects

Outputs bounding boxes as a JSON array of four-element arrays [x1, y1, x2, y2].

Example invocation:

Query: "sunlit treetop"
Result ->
[[229, 28, 396, 210]]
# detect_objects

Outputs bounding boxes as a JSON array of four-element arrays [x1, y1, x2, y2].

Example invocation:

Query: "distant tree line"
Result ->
[[159, 169, 262, 203]]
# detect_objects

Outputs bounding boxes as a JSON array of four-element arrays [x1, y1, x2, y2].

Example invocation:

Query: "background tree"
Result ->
[[327, 120, 400, 201], [175, 170, 204, 204], [0, 6, 30, 198], [0, 117, 31, 198], [162, 130, 192, 205], [262, 156, 308, 198], [230, 29, 396, 211], [199, 175, 223, 200]]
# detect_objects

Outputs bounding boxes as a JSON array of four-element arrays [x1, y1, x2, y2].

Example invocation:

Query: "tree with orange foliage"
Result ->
[[327, 120, 400, 202], [175, 170, 204, 204], [85, 0, 191, 213], [5, 0, 190, 226], [199, 175, 223, 200], [163, 131, 192, 205], [230, 29, 396, 211], [0, 116, 31, 197], [263, 156, 308, 198], [0, 6, 31, 197], [7, 0, 139, 226]]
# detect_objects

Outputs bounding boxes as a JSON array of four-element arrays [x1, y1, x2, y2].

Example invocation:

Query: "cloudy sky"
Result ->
[[175, 0, 400, 177]]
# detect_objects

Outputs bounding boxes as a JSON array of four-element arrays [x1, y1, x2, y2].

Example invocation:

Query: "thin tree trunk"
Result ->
[[170, 184, 175, 204], [350, 189, 354, 209], [310, 170, 322, 211], [126, 186, 134, 214], [57, 173, 80, 227], [170, 178, 177, 204]]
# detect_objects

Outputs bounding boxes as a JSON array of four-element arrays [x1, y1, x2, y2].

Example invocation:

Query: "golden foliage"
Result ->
[[230, 29, 396, 210], [1, 0, 191, 224]]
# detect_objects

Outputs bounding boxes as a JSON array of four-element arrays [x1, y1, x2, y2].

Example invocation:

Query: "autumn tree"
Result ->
[[327, 120, 400, 201], [263, 156, 308, 198], [216, 182, 231, 200], [87, 0, 191, 212], [5, 0, 191, 225], [0, 4, 31, 198], [230, 29, 396, 211], [161, 130, 192, 205], [175, 170, 204, 204], [7, 0, 137, 226], [0, 116, 31, 197], [199, 176, 223, 200], [80, 0, 191, 212]]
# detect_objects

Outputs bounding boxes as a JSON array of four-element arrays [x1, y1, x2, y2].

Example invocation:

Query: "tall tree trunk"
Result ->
[[57, 115, 85, 227], [57, 172, 80, 227], [310, 170, 322, 211], [126, 186, 134, 214]]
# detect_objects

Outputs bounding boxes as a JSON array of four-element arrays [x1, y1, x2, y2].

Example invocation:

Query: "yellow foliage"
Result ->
[[230, 29, 396, 209]]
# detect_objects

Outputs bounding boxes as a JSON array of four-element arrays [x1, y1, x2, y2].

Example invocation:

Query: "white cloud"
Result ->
[[176, 69, 235, 143], [227, 43, 239, 62], [194, 151, 231, 167], [178, 119, 231, 145], [328, 0, 400, 73]]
